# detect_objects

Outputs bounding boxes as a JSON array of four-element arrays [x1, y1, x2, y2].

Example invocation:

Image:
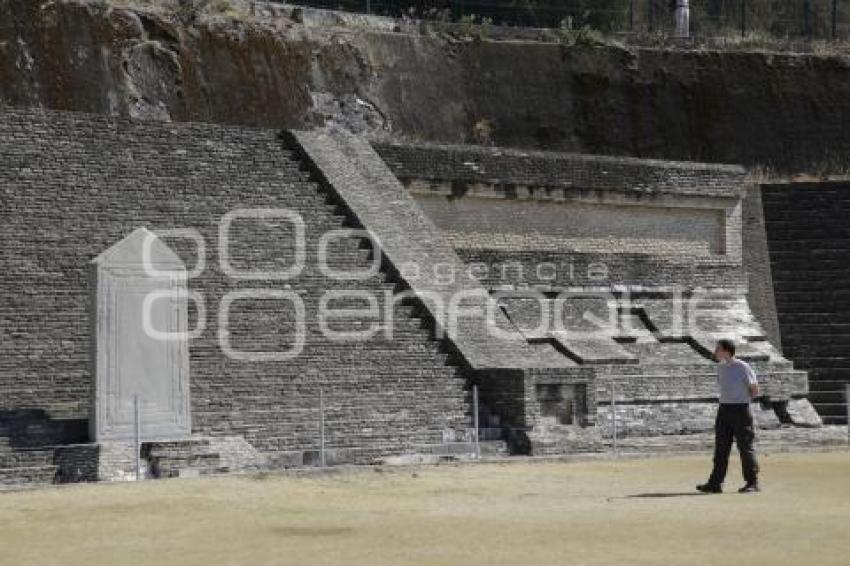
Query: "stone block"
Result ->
[[90, 228, 191, 442]]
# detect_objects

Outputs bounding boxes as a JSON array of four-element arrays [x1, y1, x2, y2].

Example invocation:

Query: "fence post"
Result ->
[[648, 0, 654, 31], [846, 384, 849, 442], [804, 0, 813, 38], [833, 0, 838, 38], [629, 0, 634, 32], [133, 394, 141, 481], [473, 384, 481, 460], [319, 387, 326, 468], [611, 382, 618, 456], [741, 0, 747, 37], [675, 0, 690, 38]]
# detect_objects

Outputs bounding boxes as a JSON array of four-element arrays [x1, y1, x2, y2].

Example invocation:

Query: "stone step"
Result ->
[[785, 359, 850, 371], [762, 194, 850, 203], [807, 368, 850, 378], [763, 223, 850, 234], [769, 253, 850, 265], [782, 334, 850, 345], [808, 379, 850, 392], [764, 213, 850, 224], [763, 184, 850, 430], [808, 390, 847, 404], [764, 195, 850, 203], [762, 222, 849, 232], [767, 245, 850, 256], [410, 440, 510, 458], [778, 313, 850, 325], [763, 205, 850, 213], [0, 447, 55, 469], [781, 347, 850, 359], [764, 214, 850, 224], [143, 439, 225, 479], [776, 326, 850, 338], [790, 361, 850, 373], [765, 239, 850, 250], [0, 465, 57, 487], [780, 343, 850, 358], [811, 403, 849, 417], [762, 187, 850, 197], [768, 250, 847, 260], [765, 232, 850, 242], [771, 265, 850, 278], [763, 210, 850, 220], [771, 264, 850, 275], [781, 348, 850, 360], [764, 228, 850, 238], [774, 301, 850, 313], [772, 283, 850, 295]]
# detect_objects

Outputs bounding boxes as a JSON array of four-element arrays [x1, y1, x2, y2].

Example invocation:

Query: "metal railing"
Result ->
[[276, 0, 850, 40]]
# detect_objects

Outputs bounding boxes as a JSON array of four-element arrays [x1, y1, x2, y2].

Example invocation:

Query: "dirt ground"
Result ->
[[2, 450, 849, 566]]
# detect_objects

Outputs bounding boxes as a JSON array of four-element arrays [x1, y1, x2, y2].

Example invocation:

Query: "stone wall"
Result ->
[[0, 106, 827, 484], [411, 196, 725, 256], [375, 141, 746, 199], [372, 139, 817, 439], [742, 184, 783, 348], [762, 181, 850, 425], [375, 141, 749, 289], [0, 107, 471, 471], [288, 127, 599, 446]]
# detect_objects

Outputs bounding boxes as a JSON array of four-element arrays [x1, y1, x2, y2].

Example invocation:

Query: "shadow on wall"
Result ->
[[0, 409, 89, 448]]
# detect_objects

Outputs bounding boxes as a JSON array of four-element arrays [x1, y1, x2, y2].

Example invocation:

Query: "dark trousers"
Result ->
[[708, 404, 759, 486]]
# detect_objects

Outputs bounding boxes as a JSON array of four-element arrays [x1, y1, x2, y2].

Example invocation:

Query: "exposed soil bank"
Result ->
[[2, 0, 849, 172]]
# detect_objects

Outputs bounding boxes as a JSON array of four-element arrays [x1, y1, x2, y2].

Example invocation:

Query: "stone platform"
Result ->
[[0, 108, 828, 486]]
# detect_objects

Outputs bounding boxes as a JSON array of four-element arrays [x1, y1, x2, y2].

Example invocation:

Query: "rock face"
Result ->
[[0, 1, 314, 127], [2, 0, 850, 172]]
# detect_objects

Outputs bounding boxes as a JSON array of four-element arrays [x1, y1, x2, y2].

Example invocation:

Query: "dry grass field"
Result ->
[[2, 451, 850, 566]]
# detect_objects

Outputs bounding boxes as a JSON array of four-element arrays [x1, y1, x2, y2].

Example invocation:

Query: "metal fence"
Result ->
[[279, 0, 850, 39]]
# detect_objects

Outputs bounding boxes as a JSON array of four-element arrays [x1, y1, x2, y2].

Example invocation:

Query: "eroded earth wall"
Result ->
[[1, 0, 849, 172]]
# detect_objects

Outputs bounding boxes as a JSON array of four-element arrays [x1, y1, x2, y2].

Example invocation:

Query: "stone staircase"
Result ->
[[762, 182, 850, 425], [285, 128, 592, 453], [286, 128, 571, 374], [287, 153, 504, 453], [142, 439, 228, 479], [174, 142, 477, 463]]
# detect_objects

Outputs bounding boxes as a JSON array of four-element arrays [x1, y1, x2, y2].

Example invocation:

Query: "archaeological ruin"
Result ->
[[1, 0, 848, 486]]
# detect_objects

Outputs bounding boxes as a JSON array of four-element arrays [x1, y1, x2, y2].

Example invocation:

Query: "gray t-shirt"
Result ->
[[717, 359, 758, 404]]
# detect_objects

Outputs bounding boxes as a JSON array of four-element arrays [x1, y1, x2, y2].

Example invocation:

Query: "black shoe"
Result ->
[[697, 483, 722, 494], [738, 483, 761, 494]]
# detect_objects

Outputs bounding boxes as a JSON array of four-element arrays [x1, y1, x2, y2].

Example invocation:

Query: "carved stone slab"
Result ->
[[90, 228, 191, 441]]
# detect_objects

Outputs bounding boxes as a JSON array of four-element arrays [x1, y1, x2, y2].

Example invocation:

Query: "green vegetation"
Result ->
[[472, 118, 494, 145], [428, 13, 494, 42], [556, 15, 608, 47], [88, 0, 241, 22]]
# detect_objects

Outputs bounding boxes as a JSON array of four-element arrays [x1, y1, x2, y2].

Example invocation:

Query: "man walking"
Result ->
[[697, 339, 761, 494]]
